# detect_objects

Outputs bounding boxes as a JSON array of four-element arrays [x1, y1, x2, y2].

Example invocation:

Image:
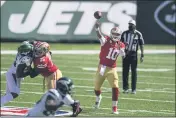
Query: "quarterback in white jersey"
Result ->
[[27, 77, 82, 117], [1, 42, 34, 107]]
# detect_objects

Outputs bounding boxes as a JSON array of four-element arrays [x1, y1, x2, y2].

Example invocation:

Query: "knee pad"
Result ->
[[11, 92, 19, 98]]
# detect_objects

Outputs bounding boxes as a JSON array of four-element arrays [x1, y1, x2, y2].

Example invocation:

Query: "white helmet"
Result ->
[[110, 27, 122, 42], [128, 19, 136, 26]]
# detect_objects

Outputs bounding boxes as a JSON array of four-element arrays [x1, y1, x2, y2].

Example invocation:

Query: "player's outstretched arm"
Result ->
[[95, 21, 106, 46], [95, 21, 103, 38], [62, 93, 82, 117], [29, 68, 40, 78]]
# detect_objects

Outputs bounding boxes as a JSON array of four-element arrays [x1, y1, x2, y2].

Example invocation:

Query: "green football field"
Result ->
[[1, 43, 175, 117]]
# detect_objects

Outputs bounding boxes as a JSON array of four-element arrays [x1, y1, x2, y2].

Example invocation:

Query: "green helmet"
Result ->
[[18, 42, 33, 55]]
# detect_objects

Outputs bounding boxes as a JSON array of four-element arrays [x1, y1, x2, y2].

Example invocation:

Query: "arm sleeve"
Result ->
[[119, 42, 126, 57], [99, 36, 106, 46], [16, 63, 30, 78], [29, 68, 40, 78], [95, 28, 106, 46], [62, 94, 74, 106]]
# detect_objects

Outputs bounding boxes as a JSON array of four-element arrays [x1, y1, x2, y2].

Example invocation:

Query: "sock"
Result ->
[[112, 101, 118, 107], [94, 90, 102, 102], [112, 88, 119, 107], [1, 93, 14, 107], [96, 94, 102, 102]]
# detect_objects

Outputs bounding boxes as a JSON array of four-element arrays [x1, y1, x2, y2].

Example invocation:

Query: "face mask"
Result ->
[[128, 25, 135, 31], [110, 33, 121, 42]]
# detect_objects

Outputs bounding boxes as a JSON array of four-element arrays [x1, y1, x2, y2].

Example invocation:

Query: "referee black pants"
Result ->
[[122, 54, 138, 91]]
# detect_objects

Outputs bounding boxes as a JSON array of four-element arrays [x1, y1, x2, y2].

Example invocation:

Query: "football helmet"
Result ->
[[110, 27, 122, 42], [56, 77, 74, 95], [18, 42, 33, 56], [34, 42, 50, 57]]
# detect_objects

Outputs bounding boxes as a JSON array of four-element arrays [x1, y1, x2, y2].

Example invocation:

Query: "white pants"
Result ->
[[1, 64, 23, 106], [27, 104, 46, 117]]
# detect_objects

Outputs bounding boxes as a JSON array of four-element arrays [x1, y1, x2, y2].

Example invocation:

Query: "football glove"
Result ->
[[70, 100, 82, 117]]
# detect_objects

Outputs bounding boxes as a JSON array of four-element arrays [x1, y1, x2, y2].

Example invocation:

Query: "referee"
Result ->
[[120, 19, 144, 94]]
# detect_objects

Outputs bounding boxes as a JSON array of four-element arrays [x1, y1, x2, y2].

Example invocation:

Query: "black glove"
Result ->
[[16, 64, 31, 78], [140, 53, 144, 63], [29, 68, 39, 78], [70, 100, 82, 117]]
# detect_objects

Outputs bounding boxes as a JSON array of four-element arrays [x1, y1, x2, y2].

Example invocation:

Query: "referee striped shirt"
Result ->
[[120, 30, 144, 52]]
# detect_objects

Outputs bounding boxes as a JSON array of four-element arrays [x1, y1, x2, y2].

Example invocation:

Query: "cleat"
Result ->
[[131, 90, 136, 94], [123, 89, 129, 94], [112, 106, 119, 114], [112, 111, 119, 114]]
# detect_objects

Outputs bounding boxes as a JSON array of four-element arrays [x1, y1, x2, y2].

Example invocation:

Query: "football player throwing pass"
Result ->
[[93, 21, 125, 114], [26, 77, 82, 117], [1, 42, 34, 107]]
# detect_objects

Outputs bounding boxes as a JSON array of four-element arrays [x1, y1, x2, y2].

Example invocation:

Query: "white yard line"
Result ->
[[75, 94, 175, 103], [75, 78, 175, 86], [82, 67, 173, 72], [1, 81, 175, 92], [1, 79, 175, 93], [83, 106, 175, 115], [1, 50, 175, 55], [2, 55, 174, 63], [85, 89, 175, 94], [1, 90, 174, 103], [1, 70, 175, 80]]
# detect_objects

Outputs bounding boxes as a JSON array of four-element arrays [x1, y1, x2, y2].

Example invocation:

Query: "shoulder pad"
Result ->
[[20, 56, 32, 66], [48, 89, 60, 98]]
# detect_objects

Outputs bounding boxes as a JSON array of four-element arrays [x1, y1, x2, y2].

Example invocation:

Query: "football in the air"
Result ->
[[94, 11, 102, 19]]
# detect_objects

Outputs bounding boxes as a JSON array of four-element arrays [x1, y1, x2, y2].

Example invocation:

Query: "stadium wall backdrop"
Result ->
[[1, 0, 175, 44]]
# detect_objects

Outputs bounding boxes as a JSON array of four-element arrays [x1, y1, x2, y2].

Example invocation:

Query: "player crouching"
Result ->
[[26, 77, 82, 117], [30, 41, 62, 90], [93, 21, 125, 114]]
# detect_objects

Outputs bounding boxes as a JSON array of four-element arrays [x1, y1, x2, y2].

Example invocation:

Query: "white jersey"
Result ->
[[27, 89, 74, 117], [7, 53, 32, 75], [14, 53, 33, 67]]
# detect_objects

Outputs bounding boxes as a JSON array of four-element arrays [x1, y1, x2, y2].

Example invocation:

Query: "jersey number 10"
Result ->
[[106, 48, 119, 60]]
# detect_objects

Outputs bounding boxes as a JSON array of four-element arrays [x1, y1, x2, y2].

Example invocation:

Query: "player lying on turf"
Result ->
[[28, 41, 63, 90], [1, 42, 34, 107], [93, 21, 125, 114], [26, 77, 82, 117]]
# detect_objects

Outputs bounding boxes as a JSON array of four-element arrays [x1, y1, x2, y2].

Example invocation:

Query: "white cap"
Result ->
[[128, 19, 136, 26]]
